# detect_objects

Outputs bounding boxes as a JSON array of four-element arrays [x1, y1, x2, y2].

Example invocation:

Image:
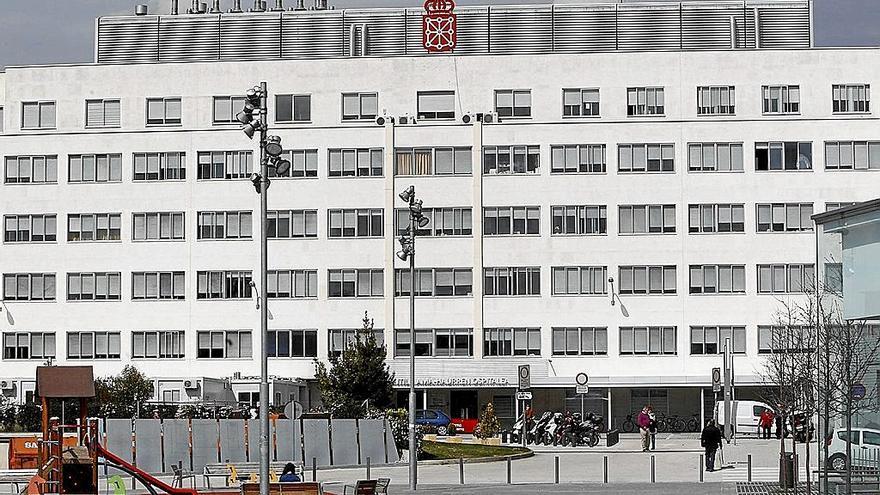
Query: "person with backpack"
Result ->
[[701, 419, 723, 472]]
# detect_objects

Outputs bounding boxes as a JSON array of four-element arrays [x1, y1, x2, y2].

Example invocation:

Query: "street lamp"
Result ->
[[397, 185, 428, 491], [237, 81, 288, 495]]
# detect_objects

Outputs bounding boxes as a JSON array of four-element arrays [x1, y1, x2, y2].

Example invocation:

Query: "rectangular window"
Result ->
[[329, 328, 385, 358], [328, 209, 382, 238], [196, 330, 252, 359], [757, 263, 815, 293], [270, 149, 318, 178], [132, 331, 185, 359], [197, 211, 253, 240], [618, 266, 676, 295], [494, 90, 531, 118], [484, 328, 541, 357], [551, 327, 607, 356], [688, 204, 745, 233], [4, 214, 57, 243], [67, 272, 121, 300], [67, 331, 121, 359], [550, 205, 607, 235], [267, 329, 318, 358], [67, 213, 121, 241], [618, 144, 674, 173], [687, 143, 743, 172], [395, 207, 472, 237], [482, 145, 540, 175], [396, 147, 471, 176], [483, 267, 540, 296], [762, 85, 800, 114], [619, 327, 676, 355], [85, 99, 121, 128], [212, 96, 246, 124], [826, 202, 858, 212], [3, 332, 55, 360], [68, 154, 123, 183], [2, 273, 55, 301], [562, 88, 600, 117], [825, 262, 843, 294], [267, 269, 318, 298], [758, 325, 814, 354], [689, 265, 746, 294], [551, 266, 607, 295], [550, 144, 605, 174], [483, 206, 540, 235], [755, 142, 812, 171], [690, 326, 746, 354], [328, 148, 383, 177], [328, 269, 383, 298], [417, 91, 455, 120], [196, 271, 253, 299], [619, 205, 676, 234], [21, 101, 56, 129], [756, 203, 813, 232], [832, 84, 870, 113], [275, 94, 312, 122], [395, 328, 473, 357], [197, 150, 253, 179], [133, 212, 185, 241], [696, 86, 735, 115], [131, 272, 185, 300], [627, 87, 665, 116], [146, 97, 182, 125], [341, 92, 378, 121], [133, 152, 186, 181], [266, 209, 318, 239], [394, 268, 472, 297], [4, 155, 58, 184], [825, 141, 880, 170]]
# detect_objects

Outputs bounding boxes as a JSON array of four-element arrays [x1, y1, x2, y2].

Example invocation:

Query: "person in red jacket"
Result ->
[[637, 406, 652, 452], [759, 408, 775, 439]]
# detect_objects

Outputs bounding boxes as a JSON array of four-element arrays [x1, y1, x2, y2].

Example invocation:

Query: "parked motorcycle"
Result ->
[[531, 411, 554, 445], [543, 412, 564, 445]]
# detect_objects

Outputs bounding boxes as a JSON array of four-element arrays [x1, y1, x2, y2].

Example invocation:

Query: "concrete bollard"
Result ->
[[312, 457, 317, 482], [366, 456, 371, 480], [651, 455, 655, 483], [603, 455, 608, 483], [748, 454, 752, 482], [507, 456, 512, 484], [459, 457, 464, 484], [699, 454, 704, 483], [554, 456, 559, 484]]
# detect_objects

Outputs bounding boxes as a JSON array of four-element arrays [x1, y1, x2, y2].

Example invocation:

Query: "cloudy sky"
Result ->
[[1, 0, 878, 70]]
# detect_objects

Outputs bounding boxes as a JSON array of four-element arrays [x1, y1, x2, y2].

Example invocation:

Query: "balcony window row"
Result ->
[[13, 83, 871, 134], [395, 147, 472, 176]]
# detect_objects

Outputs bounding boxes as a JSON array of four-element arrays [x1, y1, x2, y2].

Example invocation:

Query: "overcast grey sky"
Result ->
[[1, 0, 877, 70]]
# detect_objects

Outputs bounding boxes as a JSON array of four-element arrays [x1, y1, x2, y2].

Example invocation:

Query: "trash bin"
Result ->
[[779, 452, 795, 488]]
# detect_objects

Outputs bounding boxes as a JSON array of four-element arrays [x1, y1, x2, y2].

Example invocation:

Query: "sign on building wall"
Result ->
[[423, 0, 457, 53]]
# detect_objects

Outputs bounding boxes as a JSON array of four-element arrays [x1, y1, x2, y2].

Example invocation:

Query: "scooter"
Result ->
[[543, 412, 564, 445], [530, 411, 553, 445]]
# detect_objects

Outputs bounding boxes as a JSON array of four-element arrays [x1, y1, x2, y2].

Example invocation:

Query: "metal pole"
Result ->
[[603, 455, 608, 483], [459, 457, 464, 484], [507, 456, 512, 484], [258, 80, 270, 495], [651, 454, 655, 483], [748, 454, 752, 482], [554, 456, 559, 484], [723, 338, 733, 441], [366, 457, 371, 480], [408, 193, 417, 491], [700, 455, 704, 482]]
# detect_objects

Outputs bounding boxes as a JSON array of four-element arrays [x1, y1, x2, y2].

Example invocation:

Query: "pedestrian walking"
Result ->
[[637, 406, 651, 452], [701, 419, 723, 472], [774, 403, 786, 439], [759, 408, 774, 439], [647, 406, 658, 450]]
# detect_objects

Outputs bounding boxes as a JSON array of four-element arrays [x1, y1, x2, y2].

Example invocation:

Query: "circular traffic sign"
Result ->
[[576, 372, 589, 386], [852, 384, 867, 400], [712, 369, 721, 383], [519, 366, 530, 379], [284, 400, 304, 420]]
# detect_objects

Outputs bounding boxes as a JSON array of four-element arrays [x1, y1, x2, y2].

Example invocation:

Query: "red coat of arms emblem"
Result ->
[[422, 0, 456, 53]]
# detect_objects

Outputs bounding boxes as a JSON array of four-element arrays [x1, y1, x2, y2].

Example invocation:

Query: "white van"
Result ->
[[714, 400, 774, 436]]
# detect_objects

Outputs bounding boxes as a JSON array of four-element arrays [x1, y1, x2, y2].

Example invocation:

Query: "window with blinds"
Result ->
[[67, 331, 121, 359], [133, 212, 185, 241], [131, 271, 185, 300], [417, 91, 455, 120], [85, 99, 121, 128], [132, 331, 185, 359]]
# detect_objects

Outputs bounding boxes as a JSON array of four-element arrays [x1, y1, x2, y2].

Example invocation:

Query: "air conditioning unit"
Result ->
[[183, 379, 200, 390], [0, 380, 12, 390], [376, 114, 394, 126], [461, 113, 474, 124], [398, 114, 417, 125], [482, 112, 500, 124]]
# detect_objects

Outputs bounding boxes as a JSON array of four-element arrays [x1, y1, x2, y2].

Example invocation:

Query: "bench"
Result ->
[[240, 482, 322, 495], [204, 462, 305, 488], [0, 469, 38, 493], [343, 479, 389, 495]]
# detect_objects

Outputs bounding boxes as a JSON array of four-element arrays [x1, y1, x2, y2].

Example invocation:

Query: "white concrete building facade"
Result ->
[[0, 0, 877, 428]]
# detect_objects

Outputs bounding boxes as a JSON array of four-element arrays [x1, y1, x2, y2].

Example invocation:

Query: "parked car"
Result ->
[[827, 427, 880, 471], [415, 409, 452, 435], [714, 400, 775, 436]]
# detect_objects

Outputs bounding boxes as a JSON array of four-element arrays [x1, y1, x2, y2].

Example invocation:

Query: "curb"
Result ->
[[418, 450, 535, 466]]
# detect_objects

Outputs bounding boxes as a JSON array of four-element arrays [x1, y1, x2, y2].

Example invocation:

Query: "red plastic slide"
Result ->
[[96, 443, 198, 495]]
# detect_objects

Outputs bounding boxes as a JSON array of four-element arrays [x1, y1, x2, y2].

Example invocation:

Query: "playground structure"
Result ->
[[32, 365, 199, 495]]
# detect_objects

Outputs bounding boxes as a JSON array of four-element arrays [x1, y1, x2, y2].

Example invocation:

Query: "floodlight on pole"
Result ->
[[274, 158, 291, 176], [265, 135, 283, 156]]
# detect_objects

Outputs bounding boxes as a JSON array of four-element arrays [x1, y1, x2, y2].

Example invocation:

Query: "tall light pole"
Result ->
[[236, 82, 291, 495], [397, 185, 429, 491]]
